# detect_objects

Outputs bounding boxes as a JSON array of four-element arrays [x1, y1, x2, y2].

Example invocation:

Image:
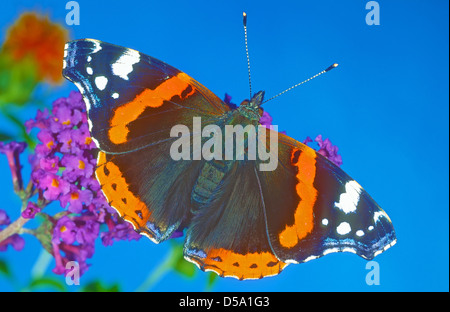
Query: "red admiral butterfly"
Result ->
[[62, 15, 396, 280]]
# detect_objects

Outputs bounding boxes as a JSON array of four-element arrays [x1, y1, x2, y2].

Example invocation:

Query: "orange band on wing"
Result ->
[[190, 248, 287, 280], [279, 148, 317, 248], [96, 151, 151, 229], [108, 73, 195, 144]]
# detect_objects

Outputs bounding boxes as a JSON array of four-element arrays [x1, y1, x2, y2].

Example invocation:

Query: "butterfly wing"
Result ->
[[184, 159, 288, 280], [256, 131, 396, 263], [184, 126, 395, 279], [63, 39, 228, 242], [95, 143, 203, 243], [63, 39, 396, 276], [63, 39, 228, 154]]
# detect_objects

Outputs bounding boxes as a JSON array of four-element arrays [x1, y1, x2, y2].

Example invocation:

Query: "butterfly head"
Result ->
[[238, 90, 265, 121], [249, 90, 265, 107]]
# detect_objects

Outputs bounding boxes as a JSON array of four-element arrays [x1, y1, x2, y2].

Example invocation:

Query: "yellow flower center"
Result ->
[[78, 160, 85, 170], [51, 178, 59, 187], [70, 192, 79, 200]]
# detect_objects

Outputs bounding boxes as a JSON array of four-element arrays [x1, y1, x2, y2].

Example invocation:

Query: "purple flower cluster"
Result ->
[[24, 91, 140, 275], [303, 135, 343, 167], [0, 141, 27, 192], [223, 93, 238, 110]]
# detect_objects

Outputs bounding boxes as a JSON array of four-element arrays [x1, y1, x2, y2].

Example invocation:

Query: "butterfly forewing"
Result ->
[[257, 131, 396, 263], [63, 39, 228, 242], [63, 39, 228, 154]]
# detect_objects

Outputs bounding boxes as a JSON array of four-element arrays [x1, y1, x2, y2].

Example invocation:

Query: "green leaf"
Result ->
[[205, 272, 219, 291], [28, 276, 67, 291], [0, 131, 14, 141], [0, 52, 39, 107], [1, 109, 36, 148], [81, 280, 121, 292], [0, 258, 13, 279], [174, 257, 196, 278], [172, 242, 196, 278]]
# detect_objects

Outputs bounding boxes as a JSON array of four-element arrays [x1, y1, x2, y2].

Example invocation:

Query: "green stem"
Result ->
[[134, 248, 175, 292], [0, 180, 44, 244], [31, 249, 52, 279], [0, 215, 29, 243]]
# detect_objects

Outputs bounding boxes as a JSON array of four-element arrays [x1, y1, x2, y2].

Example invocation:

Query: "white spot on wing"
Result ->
[[112, 92, 119, 99], [334, 180, 362, 214], [303, 255, 319, 262], [95, 76, 108, 91], [342, 247, 357, 254], [285, 259, 298, 264], [336, 222, 351, 235], [89, 39, 102, 53], [373, 210, 388, 223], [322, 218, 329, 226], [86, 67, 93, 75], [111, 49, 140, 80], [356, 230, 365, 237], [373, 249, 382, 257], [87, 118, 94, 131], [73, 82, 85, 96], [90, 134, 100, 149], [87, 56, 92, 62], [81, 97, 90, 111], [323, 247, 340, 256], [374, 240, 396, 258]]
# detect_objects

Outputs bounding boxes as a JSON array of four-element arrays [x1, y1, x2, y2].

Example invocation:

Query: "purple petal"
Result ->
[[0, 209, 11, 226], [21, 202, 41, 219], [259, 111, 273, 127]]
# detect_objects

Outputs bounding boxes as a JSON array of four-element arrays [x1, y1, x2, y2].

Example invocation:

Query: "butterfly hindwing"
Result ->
[[184, 159, 287, 280]]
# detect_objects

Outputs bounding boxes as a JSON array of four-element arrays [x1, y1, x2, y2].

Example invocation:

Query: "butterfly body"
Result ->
[[237, 90, 265, 121], [183, 90, 268, 207], [63, 39, 396, 280], [191, 159, 233, 207]]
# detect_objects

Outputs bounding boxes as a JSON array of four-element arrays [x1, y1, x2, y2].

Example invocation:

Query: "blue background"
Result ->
[[0, 0, 448, 291]]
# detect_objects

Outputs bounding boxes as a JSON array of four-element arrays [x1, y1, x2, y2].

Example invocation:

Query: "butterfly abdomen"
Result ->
[[190, 111, 257, 207], [191, 159, 232, 207]]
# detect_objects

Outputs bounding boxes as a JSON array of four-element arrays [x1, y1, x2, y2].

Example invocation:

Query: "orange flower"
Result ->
[[2, 12, 69, 84]]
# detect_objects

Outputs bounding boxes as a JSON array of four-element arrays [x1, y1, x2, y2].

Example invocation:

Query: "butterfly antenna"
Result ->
[[243, 12, 252, 99], [261, 63, 339, 105]]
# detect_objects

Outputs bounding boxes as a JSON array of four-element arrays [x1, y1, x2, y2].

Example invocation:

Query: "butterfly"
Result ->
[[62, 38, 396, 280]]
